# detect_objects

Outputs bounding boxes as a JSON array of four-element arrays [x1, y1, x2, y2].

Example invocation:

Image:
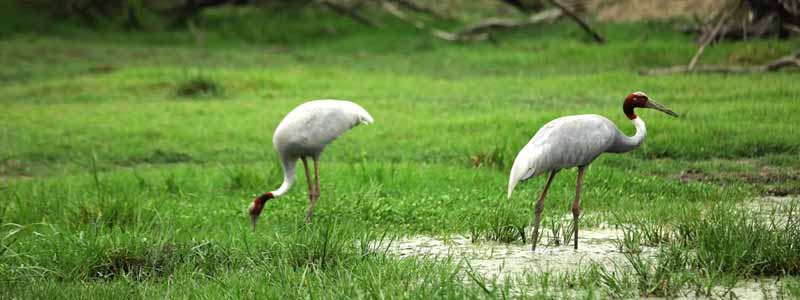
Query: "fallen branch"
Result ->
[[455, 9, 562, 36], [385, 0, 600, 44], [381, 1, 487, 42], [640, 49, 800, 76], [544, 0, 604, 44], [319, 0, 378, 28], [786, 23, 800, 34]]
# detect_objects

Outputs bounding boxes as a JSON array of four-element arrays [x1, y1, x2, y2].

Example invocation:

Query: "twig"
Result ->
[[544, 0, 605, 44], [186, 19, 205, 46], [640, 49, 800, 76], [319, 0, 378, 28]]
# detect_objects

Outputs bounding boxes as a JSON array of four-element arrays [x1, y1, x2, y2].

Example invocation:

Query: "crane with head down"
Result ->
[[508, 92, 678, 251], [249, 99, 374, 230]]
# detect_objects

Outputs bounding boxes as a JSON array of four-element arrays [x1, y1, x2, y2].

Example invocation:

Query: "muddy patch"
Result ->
[[380, 227, 652, 281], [678, 167, 800, 196]]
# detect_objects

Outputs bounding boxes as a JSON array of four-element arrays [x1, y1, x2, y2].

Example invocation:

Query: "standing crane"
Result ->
[[249, 100, 374, 230], [507, 92, 677, 250]]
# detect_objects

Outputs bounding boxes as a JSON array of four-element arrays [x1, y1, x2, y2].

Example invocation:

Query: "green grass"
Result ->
[[1, 4, 799, 299]]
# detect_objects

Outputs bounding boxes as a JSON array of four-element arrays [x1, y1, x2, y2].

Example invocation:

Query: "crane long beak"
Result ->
[[645, 100, 679, 117]]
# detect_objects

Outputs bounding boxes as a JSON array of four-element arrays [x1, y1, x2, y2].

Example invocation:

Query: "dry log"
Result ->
[[640, 49, 800, 76]]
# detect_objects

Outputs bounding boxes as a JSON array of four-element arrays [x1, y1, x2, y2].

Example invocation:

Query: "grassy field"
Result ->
[[1, 4, 800, 299]]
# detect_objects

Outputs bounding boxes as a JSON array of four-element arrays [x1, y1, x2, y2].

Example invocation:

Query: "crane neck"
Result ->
[[271, 158, 296, 197], [610, 117, 647, 153], [627, 117, 647, 150]]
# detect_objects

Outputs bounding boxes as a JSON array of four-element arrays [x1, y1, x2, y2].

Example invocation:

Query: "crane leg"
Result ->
[[302, 157, 316, 224], [304, 158, 321, 224], [572, 166, 586, 250], [531, 170, 557, 251]]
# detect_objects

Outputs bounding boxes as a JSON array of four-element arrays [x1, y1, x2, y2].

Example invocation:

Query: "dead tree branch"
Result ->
[[683, 0, 799, 40], [544, 0, 604, 44], [385, 0, 600, 44], [688, 1, 741, 70], [786, 23, 800, 34], [381, 1, 487, 42], [640, 49, 800, 76]]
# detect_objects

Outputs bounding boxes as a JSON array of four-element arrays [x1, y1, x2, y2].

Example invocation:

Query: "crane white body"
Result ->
[[249, 99, 373, 228], [505, 92, 676, 250], [508, 114, 646, 198], [270, 100, 374, 197]]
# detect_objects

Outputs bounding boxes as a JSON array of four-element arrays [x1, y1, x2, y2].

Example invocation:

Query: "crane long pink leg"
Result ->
[[572, 166, 586, 250], [301, 157, 315, 224], [531, 170, 558, 251], [314, 158, 321, 201], [304, 158, 321, 223]]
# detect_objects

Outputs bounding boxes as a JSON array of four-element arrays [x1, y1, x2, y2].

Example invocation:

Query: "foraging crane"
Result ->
[[507, 92, 678, 250], [249, 100, 374, 230]]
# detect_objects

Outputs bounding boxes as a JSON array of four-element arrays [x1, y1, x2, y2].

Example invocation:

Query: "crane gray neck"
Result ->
[[271, 159, 296, 197], [610, 117, 647, 153]]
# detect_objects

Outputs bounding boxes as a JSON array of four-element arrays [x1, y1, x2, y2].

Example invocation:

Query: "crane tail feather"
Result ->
[[349, 102, 374, 125], [507, 180, 518, 199], [507, 145, 544, 199], [359, 112, 374, 125]]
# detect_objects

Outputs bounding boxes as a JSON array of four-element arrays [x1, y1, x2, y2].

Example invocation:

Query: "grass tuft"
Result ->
[[175, 74, 221, 97]]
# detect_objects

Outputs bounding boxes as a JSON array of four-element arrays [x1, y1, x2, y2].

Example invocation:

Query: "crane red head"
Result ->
[[623, 91, 678, 120], [249, 192, 273, 231]]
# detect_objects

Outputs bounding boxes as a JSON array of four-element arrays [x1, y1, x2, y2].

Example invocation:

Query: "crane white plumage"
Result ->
[[249, 99, 374, 230], [508, 92, 678, 251]]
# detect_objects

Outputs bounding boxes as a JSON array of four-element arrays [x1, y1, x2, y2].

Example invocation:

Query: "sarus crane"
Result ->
[[507, 92, 678, 250], [249, 100, 374, 230]]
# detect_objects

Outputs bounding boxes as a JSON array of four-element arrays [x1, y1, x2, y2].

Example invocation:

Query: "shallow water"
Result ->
[[373, 197, 797, 298], [379, 224, 787, 299], [741, 195, 798, 226], [381, 227, 648, 281], [648, 279, 781, 300]]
